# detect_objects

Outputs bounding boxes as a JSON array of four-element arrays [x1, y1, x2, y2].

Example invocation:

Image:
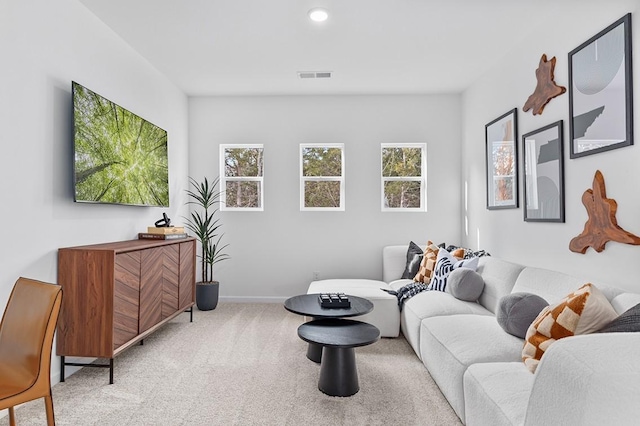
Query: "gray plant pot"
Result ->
[[196, 281, 219, 311]]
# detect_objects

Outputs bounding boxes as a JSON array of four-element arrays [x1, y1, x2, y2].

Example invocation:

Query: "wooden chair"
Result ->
[[0, 278, 63, 426]]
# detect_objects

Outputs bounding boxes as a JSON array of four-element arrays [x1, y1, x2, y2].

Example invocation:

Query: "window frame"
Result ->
[[299, 143, 345, 211], [380, 143, 427, 212], [220, 143, 264, 212]]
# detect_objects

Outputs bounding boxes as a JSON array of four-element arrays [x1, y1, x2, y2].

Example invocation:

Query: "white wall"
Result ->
[[189, 95, 462, 299], [462, 1, 640, 293], [0, 0, 189, 383]]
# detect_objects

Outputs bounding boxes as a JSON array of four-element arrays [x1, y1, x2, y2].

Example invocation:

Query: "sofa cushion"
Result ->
[[497, 293, 548, 339], [383, 245, 414, 283], [598, 303, 640, 333], [476, 257, 525, 314], [464, 362, 534, 426], [399, 291, 493, 359], [428, 249, 479, 292], [511, 266, 586, 305], [420, 315, 525, 422], [446, 268, 484, 302], [522, 283, 618, 373], [401, 241, 423, 279], [610, 292, 640, 314]]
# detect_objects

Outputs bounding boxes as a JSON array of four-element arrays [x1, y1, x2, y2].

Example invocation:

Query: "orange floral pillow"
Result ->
[[522, 283, 617, 373]]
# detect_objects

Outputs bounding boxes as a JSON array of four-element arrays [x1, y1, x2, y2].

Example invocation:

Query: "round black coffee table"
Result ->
[[298, 318, 380, 397], [284, 294, 374, 362], [284, 293, 374, 318]]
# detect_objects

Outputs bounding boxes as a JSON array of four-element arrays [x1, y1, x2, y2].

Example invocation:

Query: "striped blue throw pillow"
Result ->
[[427, 248, 479, 292]]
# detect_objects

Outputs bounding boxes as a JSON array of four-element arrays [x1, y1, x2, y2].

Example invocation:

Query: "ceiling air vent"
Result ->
[[298, 71, 332, 79]]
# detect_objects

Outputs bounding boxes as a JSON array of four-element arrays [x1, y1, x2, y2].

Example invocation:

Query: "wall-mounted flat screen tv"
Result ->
[[72, 81, 169, 207]]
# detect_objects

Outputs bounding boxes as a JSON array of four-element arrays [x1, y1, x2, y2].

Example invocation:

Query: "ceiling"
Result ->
[[79, 0, 589, 97]]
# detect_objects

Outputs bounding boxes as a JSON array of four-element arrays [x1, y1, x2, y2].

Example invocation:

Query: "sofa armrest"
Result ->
[[382, 245, 409, 283], [524, 333, 640, 426]]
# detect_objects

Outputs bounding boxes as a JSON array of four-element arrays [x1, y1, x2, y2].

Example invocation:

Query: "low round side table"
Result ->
[[284, 294, 374, 362], [297, 318, 380, 397]]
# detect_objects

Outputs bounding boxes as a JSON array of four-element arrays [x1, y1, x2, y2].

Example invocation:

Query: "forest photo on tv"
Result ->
[[73, 82, 169, 207]]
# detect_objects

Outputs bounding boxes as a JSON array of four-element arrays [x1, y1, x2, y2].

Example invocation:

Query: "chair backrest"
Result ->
[[0, 277, 62, 387]]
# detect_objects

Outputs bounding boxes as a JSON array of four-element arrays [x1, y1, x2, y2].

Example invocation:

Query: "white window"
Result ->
[[381, 143, 427, 211], [220, 144, 264, 211], [300, 144, 345, 211]]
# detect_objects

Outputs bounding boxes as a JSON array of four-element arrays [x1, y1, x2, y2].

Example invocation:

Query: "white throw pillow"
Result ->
[[427, 248, 479, 292]]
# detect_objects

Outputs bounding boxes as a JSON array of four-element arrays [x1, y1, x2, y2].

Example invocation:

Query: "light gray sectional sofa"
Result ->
[[310, 244, 640, 425], [382, 244, 640, 426]]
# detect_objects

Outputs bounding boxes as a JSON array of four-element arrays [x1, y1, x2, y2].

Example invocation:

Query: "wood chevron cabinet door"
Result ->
[[179, 241, 195, 310], [113, 251, 141, 349], [162, 244, 180, 319], [57, 238, 196, 382], [139, 247, 164, 333]]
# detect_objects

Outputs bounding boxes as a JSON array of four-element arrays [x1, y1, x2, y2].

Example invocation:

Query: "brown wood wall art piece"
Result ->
[[569, 170, 640, 254], [523, 54, 567, 115]]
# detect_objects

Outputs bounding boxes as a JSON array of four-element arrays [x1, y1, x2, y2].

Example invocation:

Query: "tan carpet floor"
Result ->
[[1, 303, 461, 425]]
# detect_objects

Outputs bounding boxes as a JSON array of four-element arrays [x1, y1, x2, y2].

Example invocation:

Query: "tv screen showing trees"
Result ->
[[72, 81, 169, 207]]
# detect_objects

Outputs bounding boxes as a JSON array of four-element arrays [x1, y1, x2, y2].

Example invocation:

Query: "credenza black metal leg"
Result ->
[[318, 346, 359, 397], [306, 342, 323, 363], [60, 356, 114, 384]]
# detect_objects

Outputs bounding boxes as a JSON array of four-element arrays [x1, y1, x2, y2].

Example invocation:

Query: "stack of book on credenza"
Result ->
[[138, 226, 189, 240]]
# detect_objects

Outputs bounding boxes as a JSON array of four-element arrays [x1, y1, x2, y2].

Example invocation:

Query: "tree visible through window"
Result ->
[[381, 144, 427, 211], [491, 141, 515, 205], [300, 144, 344, 210], [220, 144, 264, 211]]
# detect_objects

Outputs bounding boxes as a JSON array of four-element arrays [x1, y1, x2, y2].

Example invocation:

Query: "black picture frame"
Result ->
[[485, 108, 518, 210], [523, 121, 564, 222], [569, 13, 633, 159]]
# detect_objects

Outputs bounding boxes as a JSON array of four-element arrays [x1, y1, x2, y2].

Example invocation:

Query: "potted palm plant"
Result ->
[[184, 176, 230, 311]]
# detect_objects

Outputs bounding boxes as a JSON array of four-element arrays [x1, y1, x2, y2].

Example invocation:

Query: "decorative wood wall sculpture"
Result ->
[[569, 170, 640, 253], [523, 54, 566, 115]]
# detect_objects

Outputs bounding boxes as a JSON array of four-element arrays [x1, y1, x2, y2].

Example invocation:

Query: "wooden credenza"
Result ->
[[56, 237, 196, 383]]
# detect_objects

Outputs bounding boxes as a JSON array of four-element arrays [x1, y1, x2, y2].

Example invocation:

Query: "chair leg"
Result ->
[[44, 394, 55, 426], [9, 406, 16, 426]]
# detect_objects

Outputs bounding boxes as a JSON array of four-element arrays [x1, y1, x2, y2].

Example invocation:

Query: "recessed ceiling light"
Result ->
[[308, 8, 328, 22]]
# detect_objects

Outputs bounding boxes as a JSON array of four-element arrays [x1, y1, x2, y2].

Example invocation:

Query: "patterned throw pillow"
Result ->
[[522, 283, 618, 373], [427, 248, 479, 292], [445, 245, 491, 259], [413, 242, 464, 284]]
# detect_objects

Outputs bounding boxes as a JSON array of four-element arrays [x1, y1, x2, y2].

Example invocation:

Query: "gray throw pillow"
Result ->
[[497, 293, 548, 339], [598, 303, 640, 333], [446, 268, 484, 301], [401, 241, 423, 279]]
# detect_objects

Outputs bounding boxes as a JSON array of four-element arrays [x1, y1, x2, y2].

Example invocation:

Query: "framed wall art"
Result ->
[[485, 108, 518, 210], [569, 13, 633, 159], [523, 120, 564, 222]]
